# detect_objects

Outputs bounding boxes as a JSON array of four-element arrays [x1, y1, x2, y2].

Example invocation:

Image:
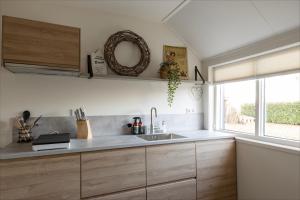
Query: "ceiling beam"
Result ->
[[162, 0, 190, 23]]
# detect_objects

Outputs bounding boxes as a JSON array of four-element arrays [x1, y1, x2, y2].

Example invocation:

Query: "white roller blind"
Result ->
[[256, 46, 300, 75], [213, 45, 300, 83], [213, 60, 255, 83]]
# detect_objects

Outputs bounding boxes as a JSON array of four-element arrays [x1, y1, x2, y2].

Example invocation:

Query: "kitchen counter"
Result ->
[[0, 130, 234, 160]]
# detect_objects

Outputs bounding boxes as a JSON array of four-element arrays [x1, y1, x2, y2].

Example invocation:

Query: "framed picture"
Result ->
[[163, 45, 188, 79]]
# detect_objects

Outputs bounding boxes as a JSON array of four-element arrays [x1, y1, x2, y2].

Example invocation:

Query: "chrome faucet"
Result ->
[[150, 107, 157, 134]]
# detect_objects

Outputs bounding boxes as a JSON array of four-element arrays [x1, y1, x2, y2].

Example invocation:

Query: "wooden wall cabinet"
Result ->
[[2, 16, 80, 74], [146, 143, 196, 185], [87, 188, 146, 200], [196, 139, 237, 200], [0, 154, 80, 200], [81, 147, 146, 198], [147, 179, 196, 200]]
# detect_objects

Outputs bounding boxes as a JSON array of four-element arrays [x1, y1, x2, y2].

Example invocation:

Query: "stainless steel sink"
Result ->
[[137, 133, 186, 141]]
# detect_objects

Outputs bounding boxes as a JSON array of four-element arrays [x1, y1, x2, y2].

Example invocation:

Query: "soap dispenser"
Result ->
[[162, 121, 167, 133]]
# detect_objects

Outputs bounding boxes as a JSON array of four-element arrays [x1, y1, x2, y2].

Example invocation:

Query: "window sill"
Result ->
[[235, 137, 300, 155], [217, 130, 300, 155]]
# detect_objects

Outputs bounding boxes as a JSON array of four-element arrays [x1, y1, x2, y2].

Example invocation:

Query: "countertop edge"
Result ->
[[0, 132, 235, 160]]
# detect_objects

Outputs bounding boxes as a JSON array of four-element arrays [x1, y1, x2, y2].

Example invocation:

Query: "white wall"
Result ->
[[0, 1, 202, 147], [237, 141, 300, 200]]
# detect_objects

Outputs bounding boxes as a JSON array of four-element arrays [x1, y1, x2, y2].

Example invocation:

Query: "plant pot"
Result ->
[[159, 64, 171, 79], [160, 69, 168, 79]]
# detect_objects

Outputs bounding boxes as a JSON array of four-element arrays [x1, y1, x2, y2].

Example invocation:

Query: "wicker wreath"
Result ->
[[104, 30, 150, 76]]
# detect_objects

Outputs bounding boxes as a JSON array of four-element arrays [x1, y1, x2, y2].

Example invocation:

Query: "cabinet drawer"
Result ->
[[0, 154, 80, 200], [81, 147, 146, 198], [196, 139, 237, 200], [147, 179, 196, 200], [88, 188, 146, 200], [146, 143, 196, 185]]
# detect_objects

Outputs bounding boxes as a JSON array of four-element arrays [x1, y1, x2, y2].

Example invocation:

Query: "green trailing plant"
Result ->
[[159, 61, 182, 107], [167, 63, 181, 107]]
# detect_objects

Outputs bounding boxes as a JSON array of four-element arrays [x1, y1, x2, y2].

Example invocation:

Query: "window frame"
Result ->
[[215, 79, 257, 135], [214, 74, 300, 148]]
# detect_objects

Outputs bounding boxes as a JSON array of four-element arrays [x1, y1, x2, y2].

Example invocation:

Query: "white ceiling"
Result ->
[[49, 0, 184, 23], [16, 0, 299, 59], [166, 0, 300, 59]]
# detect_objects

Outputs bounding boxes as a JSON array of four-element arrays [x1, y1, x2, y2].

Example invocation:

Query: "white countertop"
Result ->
[[0, 130, 235, 160]]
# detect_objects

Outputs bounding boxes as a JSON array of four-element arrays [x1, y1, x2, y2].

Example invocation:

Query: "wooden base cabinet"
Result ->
[[0, 139, 237, 200], [147, 179, 196, 200], [81, 147, 146, 198], [0, 154, 80, 200], [87, 188, 146, 200], [196, 139, 237, 200], [146, 143, 196, 185]]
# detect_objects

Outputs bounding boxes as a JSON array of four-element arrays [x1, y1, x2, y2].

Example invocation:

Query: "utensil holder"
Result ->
[[18, 128, 32, 143], [77, 120, 92, 139]]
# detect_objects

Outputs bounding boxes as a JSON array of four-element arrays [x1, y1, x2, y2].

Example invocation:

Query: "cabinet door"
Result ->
[[147, 179, 196, 200], [88, 188, 146, 200], [81, 147, 146, 198], [146, 143, 196, 185], [2, 16, 80, 70], [196, 139, 237, 200], [0, 154, 80, 200]]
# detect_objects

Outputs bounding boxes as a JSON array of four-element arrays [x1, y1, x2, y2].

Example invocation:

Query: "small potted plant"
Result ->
[[159, 61, 181, 107]]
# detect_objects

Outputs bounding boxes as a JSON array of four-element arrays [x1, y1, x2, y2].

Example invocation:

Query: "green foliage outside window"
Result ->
[[241, 102, 300, 125]]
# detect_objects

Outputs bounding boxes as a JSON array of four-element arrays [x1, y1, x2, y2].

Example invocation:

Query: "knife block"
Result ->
[[77, 120, 92, 139]]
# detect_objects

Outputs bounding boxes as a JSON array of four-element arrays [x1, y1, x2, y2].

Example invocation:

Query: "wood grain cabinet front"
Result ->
[[2, 16, 80, 71], [0, 154, 80, 200], [147, 179, 196, 200], [81, 147, 146, 198], [196, 139, 237, 200], [87, 188, 146, 200], [146, 143, 196, 185]]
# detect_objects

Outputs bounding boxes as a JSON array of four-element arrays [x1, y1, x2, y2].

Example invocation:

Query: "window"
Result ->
[[212, 45, 300, 145], [222, 80, 256, 134], [216, 73, 300, 142], [264, 73, 300, 141]]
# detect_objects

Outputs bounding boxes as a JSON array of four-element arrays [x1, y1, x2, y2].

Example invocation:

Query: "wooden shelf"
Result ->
[[3, 68, 208, 85], [79, 73, 207, 85]]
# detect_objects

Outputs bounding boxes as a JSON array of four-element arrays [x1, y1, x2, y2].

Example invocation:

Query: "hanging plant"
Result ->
[[160, 61, 181, 107]]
